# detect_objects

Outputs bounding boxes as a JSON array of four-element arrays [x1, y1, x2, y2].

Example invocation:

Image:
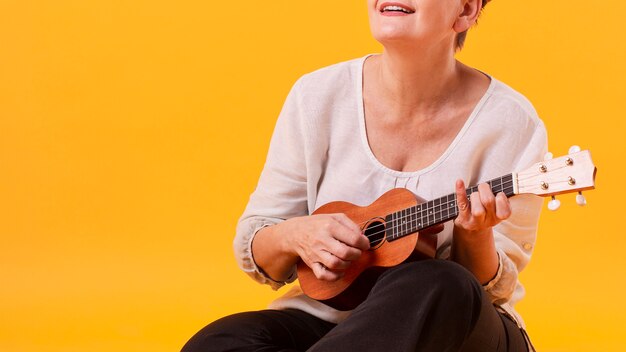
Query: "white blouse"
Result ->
[[234, 55, 547, 328]]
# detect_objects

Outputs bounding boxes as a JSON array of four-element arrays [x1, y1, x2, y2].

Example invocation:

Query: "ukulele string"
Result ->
[[358, 184, 513, 241], [349, 166, 574, 235], [351, 193, 466, 229], [359, 197, 459, 241]]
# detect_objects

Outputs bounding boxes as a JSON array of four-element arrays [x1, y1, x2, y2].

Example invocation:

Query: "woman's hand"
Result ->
[[280, 214, 370, 281], [453, 180, 511, 238]]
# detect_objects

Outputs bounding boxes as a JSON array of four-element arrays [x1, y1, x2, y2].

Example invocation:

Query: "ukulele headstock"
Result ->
[[515, 149, 596, 201]]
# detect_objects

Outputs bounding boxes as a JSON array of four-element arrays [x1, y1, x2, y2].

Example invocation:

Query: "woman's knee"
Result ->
[[182, 309, 332, 352], [375, 260, 484, 308], [182, 311, 282, 352]]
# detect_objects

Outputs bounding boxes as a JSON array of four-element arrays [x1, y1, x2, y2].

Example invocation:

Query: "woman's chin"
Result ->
[[373, 32, 420, 48]]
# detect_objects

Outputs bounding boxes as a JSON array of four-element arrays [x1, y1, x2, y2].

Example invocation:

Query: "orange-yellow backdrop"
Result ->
[[1, 1, 625, 351]]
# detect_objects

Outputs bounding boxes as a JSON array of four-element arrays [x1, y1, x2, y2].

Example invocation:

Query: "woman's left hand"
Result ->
[[453, 179, 511, 237]]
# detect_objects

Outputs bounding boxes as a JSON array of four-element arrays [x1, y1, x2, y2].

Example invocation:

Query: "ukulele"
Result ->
[[296, 148, 597, 310]]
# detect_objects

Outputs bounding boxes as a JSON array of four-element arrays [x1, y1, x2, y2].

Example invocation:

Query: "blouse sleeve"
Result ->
[[483, 121, 548, 304], [233, 79, 310, 290]]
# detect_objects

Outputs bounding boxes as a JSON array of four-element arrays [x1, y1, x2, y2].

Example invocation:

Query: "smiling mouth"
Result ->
[[380, 5, 415, 14]]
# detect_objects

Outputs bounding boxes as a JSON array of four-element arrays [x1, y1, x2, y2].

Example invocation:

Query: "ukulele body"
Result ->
[[296, 188, 441, 311]]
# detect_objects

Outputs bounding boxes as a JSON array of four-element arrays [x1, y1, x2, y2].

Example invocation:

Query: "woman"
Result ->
[[185, 0, 545, 350]]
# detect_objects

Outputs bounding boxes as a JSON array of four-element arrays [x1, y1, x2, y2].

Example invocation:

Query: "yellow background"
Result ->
[[1, 1, 624, 351]]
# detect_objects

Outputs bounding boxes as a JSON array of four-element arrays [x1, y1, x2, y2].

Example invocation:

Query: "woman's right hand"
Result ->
[[279, 213, 370, 281]]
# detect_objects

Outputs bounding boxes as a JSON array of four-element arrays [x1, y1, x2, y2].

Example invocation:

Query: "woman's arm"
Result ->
[[234, 77, 368, 289], [452, 121, 547, 302], [451, 181, 509, 284]]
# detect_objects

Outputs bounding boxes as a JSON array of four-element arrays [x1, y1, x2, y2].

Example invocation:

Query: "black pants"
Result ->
[[183, 260, 529, 352]]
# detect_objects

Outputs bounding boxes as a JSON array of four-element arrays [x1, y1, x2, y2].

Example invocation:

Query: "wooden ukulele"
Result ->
[[297, 148, 597, 310]]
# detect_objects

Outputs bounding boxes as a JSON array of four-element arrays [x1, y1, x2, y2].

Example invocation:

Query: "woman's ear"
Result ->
[[453, 0, 483, 34]]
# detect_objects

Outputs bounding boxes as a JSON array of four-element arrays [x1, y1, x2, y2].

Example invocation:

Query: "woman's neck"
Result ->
[[373, 46, 462, 117]]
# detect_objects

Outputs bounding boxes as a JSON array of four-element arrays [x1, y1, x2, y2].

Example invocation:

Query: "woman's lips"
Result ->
[[380, 10, 412, 17], [378, 2, 415, 16]]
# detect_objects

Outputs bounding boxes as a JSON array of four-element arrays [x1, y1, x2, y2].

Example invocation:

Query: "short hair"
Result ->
[[456, 0, 490, 50]]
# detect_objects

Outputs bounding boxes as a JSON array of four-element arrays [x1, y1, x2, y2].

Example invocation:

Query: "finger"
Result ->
[[495, 192, 512, 220], [455, 179, 470, 216], [332, 227, 369, 252], [332, 213, 361, 234], [478, 183, 496, 222], [327, 239, 362, 262], [320, 249, 352, 270], [470, 191, 486, 220], [332, 214, 370, 250], [312, 262, 343, 281]]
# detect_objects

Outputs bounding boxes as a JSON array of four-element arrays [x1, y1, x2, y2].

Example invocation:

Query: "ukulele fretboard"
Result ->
[[385, 174, 515, 241]]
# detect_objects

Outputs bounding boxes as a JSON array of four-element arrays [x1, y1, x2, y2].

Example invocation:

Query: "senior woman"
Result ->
[[184, 0, 545, 350]]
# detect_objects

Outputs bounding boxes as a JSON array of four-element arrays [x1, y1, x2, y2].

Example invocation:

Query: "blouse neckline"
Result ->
[[355, 54, 496, 178]]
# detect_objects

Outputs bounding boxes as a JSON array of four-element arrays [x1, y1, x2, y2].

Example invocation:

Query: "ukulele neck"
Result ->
[[385, 173, 517, 241]]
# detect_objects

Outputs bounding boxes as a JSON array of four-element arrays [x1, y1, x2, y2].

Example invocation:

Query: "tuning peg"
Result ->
[[576, 192, 587, 206], [568, 145, 581, 154], [544, 152, 553, 161], [548, 196, 561, 211]]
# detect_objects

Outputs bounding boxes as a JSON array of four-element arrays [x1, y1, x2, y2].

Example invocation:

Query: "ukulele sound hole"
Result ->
[[364, 219, 386, 250]]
